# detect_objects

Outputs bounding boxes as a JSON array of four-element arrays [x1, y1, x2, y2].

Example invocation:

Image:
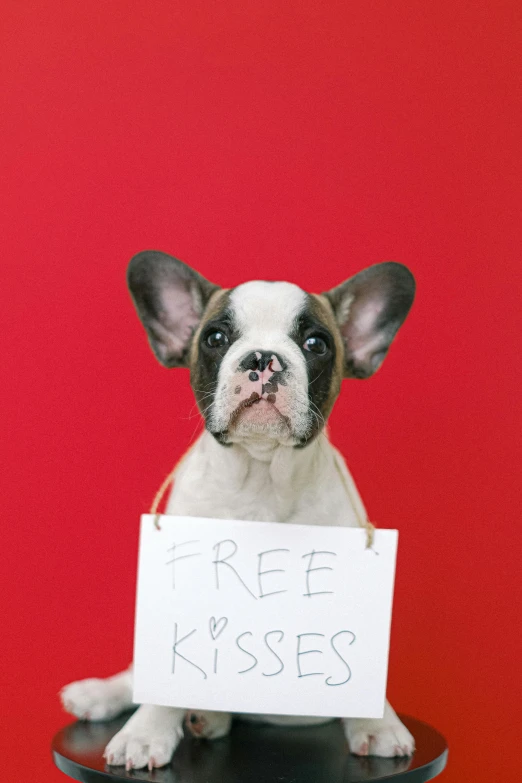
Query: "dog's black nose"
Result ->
[[238, 351, 286, 373]]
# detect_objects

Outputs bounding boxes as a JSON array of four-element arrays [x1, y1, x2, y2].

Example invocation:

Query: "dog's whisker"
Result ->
[[192, 383, 218, 393], [308, 366, 328, 386], [308, 399, 325, 428]]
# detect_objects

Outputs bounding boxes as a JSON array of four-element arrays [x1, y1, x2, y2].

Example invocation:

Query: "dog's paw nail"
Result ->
[[148, 757, 155, 771], [125, 760, 133, 771], [351, 739, 370, 756]]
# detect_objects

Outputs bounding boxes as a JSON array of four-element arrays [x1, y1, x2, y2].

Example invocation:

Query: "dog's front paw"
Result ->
[[343, 703, 415, 758], [60, 678, 129, 721], [104, 704, 184, 770], [185, 710, 232, 739]]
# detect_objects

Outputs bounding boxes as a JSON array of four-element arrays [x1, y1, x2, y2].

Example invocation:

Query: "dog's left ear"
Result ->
[[127, 250, 220, 367], [324, 262, 415, 378]]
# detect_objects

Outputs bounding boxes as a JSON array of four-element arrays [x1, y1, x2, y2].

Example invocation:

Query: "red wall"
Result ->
[[2, 2, 520, 780]]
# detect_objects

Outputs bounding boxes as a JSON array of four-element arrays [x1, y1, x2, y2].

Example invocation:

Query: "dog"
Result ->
[[60, 250, 416, 770]]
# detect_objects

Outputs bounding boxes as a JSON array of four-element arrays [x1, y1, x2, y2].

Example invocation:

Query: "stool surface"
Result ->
[[52, 712, 448, 783]]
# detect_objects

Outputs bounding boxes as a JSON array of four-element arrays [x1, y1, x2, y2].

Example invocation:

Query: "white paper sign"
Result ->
[[133, 514, 398, 719]]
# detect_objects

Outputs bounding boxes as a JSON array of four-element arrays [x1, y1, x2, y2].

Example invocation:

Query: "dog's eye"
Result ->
[[206, 331, 229, 349], [303, 335, 327, 355]]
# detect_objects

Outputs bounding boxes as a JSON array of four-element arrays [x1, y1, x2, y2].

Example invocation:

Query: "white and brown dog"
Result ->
[[60, 250, 416, 770]]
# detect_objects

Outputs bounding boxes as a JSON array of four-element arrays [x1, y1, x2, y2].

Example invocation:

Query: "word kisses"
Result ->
[[172, 618, 356, 686], [166, 538, 346, 599]]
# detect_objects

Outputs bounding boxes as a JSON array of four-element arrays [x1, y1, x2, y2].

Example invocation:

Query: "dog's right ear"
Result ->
[[324, 262, 415, 379], [127, 250, 220, 367]]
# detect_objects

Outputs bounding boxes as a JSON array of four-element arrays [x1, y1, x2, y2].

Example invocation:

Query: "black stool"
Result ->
[[52, 712, 448, 782]]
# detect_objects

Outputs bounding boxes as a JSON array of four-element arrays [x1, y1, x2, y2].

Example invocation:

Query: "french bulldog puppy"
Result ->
[[61, 250, 416, 770]]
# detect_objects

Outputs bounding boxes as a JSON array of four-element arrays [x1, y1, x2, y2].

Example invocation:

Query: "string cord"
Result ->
[[149, 445, 195, 529], [331, 447, 376, 550]]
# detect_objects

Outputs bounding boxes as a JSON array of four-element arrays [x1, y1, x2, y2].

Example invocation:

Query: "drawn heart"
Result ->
[[209, 616, 228, 641]]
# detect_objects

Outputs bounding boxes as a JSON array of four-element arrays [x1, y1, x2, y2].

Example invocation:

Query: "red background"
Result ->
[[2, 1, 521, 781]]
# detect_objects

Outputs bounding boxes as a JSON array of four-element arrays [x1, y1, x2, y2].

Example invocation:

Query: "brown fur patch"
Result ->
[[308, 293, 345, 421], [188, 288, 231, 369], [189, 288, 232, 417]]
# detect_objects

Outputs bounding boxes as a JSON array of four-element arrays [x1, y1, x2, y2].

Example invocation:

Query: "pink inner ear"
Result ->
[[341, 291, 396, 376], [350, 299, 384, 340], [158, 285, 201, 359], [328, 261, 415, 378]]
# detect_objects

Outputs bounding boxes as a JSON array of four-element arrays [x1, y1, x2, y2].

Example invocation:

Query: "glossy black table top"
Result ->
[[52, 712, 448, 783]]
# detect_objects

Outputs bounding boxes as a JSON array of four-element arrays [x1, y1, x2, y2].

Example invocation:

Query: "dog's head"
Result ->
[[128, 251, 415, 447]]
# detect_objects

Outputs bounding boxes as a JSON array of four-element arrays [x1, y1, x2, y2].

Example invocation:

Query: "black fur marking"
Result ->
[[191, 300, 236, 434], [238, 351, 287, 373], [262, 371, 287, 395], [290, 300, 337, 446]]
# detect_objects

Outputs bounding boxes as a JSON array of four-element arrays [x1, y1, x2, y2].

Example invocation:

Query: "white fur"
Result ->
[[210, 282, 311, 441], [61, 280, 415, 768], [104, 704, 185, 771], [168, 430, 364, 526], [60, 668, 134, 721], [61, 432, 414, 766], [230, 280, 306, 336]]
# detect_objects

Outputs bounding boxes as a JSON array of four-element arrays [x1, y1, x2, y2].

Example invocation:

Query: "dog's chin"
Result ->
[[231, 399, 291, 437], [207, 399, 325, 448], [210, 398, 297, 445]]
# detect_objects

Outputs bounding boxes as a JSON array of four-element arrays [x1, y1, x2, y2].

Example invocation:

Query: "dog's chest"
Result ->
[[168, 452, 288, 522], [166, 432, 364, 528]]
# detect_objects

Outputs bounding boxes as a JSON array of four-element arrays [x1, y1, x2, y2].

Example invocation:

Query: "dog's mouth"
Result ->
[[205, 353, 313, 447], [228, 393, 291, 430], [210, 392, 294, 445]]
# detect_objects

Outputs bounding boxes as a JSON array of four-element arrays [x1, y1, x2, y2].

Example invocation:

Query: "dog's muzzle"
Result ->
[[236, 350, 288, 402]]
